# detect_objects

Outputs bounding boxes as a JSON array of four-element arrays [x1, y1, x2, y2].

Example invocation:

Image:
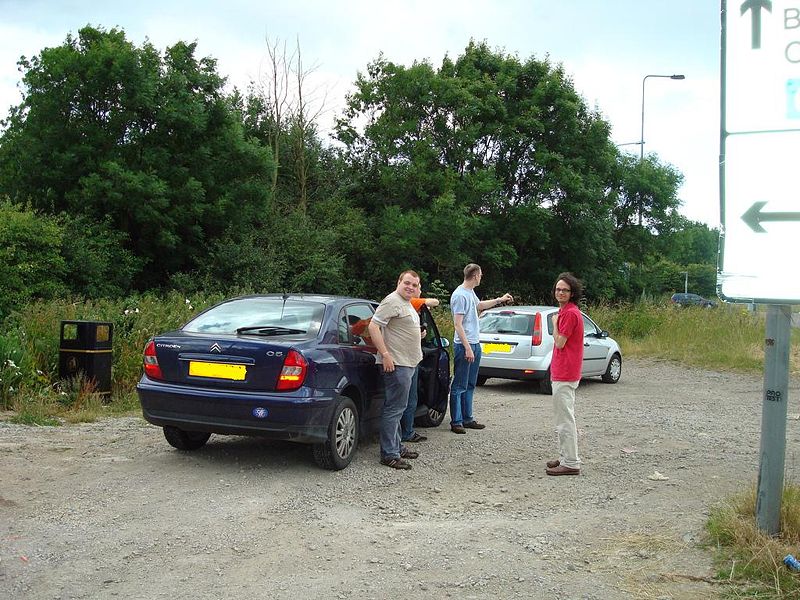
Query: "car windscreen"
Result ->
[[183, 298, 325, 337], [479, 312, 534, 334]]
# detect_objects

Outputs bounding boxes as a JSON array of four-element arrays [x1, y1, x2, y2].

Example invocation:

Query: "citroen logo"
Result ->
[[210, 343, 222, 353]]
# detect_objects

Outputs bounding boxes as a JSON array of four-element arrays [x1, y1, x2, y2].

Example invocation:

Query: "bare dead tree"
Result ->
[[290, 36, 327, 213], [261, 36, 291, 201], [258, 35, 327, 213]]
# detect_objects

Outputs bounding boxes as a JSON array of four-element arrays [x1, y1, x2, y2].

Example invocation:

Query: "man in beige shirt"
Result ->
[[368, 270, 424, 470]]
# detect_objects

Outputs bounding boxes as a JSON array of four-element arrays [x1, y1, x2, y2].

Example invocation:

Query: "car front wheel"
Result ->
[[163, 426, 211, 451], [601, 353, 622, 384], [313, 396, 358, 470]]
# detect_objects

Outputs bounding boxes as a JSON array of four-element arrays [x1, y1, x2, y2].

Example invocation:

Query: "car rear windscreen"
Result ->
[[479, 313, 534, 335], [183, 298, 325, 336]]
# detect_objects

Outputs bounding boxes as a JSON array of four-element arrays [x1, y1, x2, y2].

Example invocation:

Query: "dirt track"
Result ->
[[2, 358, 799, 599]]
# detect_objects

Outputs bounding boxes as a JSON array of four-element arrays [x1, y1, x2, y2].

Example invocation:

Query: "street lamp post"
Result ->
[[680, 271, 688, 294], [640, 74, 685, 160]]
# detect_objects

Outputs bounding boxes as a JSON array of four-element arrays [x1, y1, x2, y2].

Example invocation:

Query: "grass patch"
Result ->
[[707, 485, 800, 598], [590, 303, 800, 376], [1, 296, 798, 423]]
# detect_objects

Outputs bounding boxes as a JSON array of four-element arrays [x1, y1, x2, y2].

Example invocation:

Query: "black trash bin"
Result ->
[[58, 321, 113, 396]]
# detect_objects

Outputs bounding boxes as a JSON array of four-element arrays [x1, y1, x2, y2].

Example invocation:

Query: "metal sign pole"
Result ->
[[755, 304, 792, 534]]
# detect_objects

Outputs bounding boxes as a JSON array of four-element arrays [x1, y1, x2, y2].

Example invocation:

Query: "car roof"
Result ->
[[226, 294, 377, 305], [483, 305, 558, 314]]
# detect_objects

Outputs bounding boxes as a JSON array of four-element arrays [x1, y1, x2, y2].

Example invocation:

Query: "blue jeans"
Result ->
[[380, 366, 414, 459], [401, 366, 420, 441], [450, 343, 481, 426]]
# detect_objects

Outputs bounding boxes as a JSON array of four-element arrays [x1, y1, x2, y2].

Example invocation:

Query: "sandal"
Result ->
[[400, 448, 419, 459], [380, 457, 412, 470]]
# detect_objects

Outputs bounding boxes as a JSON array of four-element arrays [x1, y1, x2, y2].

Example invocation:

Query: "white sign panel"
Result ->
[[721, 0, 800, 303], [726, 1, 800, 133]]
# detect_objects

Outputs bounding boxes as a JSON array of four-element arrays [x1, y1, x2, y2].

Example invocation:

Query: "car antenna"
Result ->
[[280, 291, 289, 319]]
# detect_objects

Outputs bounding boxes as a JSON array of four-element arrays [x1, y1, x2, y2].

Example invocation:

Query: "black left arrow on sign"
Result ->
[[741, 0, 772, 49], [742, 201, 800, 232]]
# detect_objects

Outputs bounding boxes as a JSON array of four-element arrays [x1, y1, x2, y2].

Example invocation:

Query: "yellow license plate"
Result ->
[[189, 361, 247, 381], [482, 343, 512, 354]]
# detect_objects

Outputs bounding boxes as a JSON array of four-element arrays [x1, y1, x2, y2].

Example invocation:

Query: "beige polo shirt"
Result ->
[[371, 291, 423, 367]]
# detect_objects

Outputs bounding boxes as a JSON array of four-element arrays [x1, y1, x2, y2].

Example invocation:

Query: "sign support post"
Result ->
[[755, 304, 791, 535]]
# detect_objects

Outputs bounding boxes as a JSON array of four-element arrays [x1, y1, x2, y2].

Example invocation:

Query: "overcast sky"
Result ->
[[0, 0, 722, 225]]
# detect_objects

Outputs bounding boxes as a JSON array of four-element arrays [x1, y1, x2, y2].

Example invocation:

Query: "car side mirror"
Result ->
[[599, 330, 609, 338]]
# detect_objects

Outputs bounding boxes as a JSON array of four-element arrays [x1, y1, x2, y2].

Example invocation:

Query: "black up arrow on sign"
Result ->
[[742, 201, 800, 232], [741, 0, 772, 49]]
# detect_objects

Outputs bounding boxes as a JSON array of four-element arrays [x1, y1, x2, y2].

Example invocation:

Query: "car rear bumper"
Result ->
[[478, 365, 548, 381], [136, 376, 336, 444]]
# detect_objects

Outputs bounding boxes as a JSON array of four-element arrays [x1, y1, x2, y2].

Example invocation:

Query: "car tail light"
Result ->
[[276, 349, 307, 391], [143, 340, 164, 380], [532, 312, 542, 346]]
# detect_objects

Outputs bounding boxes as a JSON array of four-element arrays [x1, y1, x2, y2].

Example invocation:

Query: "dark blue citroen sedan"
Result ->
[[136, 294, 451, 470]]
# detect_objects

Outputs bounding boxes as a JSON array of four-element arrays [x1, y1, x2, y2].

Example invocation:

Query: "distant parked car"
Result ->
[[670, 292, 717, 308], [477, 306, 622, 394], [137, 294, 451, 470]]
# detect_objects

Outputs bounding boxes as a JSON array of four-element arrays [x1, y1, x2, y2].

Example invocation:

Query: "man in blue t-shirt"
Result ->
[[449, 263, 513, 433]]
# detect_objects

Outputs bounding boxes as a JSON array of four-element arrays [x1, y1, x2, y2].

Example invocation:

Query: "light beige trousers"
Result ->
[[552, 380, 581, 469]]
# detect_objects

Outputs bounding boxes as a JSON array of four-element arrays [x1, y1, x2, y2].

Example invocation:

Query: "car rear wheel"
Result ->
[[601, 353, 622, 383], [416, 406, 445, 428], [312, 396, 358, 471], [163, 426, 211, 451]]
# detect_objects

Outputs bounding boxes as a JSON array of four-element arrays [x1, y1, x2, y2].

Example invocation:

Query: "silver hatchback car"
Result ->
[[477, 306, 622, 394]]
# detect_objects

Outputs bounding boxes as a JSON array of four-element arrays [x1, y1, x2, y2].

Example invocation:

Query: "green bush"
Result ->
[[0, 201, 67, 320]]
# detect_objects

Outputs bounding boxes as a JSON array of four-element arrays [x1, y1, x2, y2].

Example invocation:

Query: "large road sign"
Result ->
[[720, 0, 800, 303]]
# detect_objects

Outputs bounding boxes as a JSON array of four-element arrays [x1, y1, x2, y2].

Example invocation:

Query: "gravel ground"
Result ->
[[2, 358, 800, 600]]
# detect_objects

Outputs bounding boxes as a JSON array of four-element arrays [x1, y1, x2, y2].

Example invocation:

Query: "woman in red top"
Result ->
[[546, 272, 584, 476]]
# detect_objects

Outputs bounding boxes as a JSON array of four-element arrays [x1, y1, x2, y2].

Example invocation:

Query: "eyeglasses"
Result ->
[[554, 288, 571, 294]]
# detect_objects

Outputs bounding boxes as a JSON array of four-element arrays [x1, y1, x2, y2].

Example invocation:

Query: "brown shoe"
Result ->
[[380, 457, 412, 470], [546, 459, 560, 469], [400, 448, 419, 459], [451, 425, 467, 434], [463, 421, 485, 430], [546, 465, 580, 476]]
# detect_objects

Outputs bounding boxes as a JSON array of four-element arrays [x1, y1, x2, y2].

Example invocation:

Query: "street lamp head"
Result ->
[[670, 74, 686, 80]]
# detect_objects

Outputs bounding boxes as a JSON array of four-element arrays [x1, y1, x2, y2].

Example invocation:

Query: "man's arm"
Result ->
[[552, 313, 572, 349], [368, 320, 395, 372], [477, 293, 514, 313]]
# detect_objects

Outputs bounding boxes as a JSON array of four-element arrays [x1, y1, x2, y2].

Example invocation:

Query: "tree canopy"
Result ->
[[0, 29, 717, 315]]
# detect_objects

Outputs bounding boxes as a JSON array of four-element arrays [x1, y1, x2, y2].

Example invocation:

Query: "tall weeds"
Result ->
[[1, 296, 797, 422]]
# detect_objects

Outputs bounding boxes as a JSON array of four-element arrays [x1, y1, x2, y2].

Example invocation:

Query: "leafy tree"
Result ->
[[612, 154, 684, 262], [0, 26, 273, 289], [659, 217, 719, 266], [335, 41, 626, 299]]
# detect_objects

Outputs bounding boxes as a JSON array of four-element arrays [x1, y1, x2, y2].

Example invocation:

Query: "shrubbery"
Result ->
[[3, 293, 797, 424], [0, 291, 224, 418]]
